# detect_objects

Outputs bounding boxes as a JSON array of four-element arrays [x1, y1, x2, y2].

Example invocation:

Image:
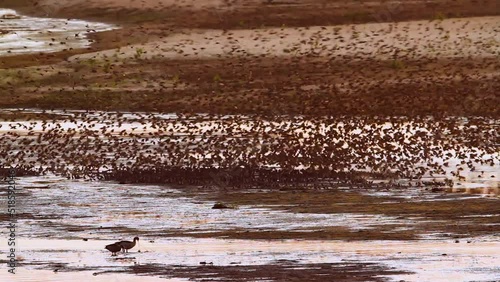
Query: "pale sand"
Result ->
[[69, 16, 500, 62]]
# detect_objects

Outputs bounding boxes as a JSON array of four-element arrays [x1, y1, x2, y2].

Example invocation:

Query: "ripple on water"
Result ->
[[5, 176, 414, 239]]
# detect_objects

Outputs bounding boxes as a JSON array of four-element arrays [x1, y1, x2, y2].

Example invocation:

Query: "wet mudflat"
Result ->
[[9, 236, 499, 281], [5, 174, 497, 241], [0, 173, 499, 281]]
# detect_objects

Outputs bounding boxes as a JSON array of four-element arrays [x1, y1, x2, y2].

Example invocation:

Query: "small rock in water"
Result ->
[[212, 202, 232, 209]]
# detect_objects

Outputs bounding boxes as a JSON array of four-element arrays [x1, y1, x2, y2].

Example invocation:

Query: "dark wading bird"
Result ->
[[105, 243, 122, 256], [117, 237, 139, 253]]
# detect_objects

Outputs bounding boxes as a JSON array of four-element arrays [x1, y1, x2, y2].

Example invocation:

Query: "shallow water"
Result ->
[[0, 9, 116, 55], [1, 237, 498, 282], [0, 175, 416, 240]]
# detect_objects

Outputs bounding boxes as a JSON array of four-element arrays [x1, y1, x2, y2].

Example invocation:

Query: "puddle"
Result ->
[[0, 9, 116, 55]]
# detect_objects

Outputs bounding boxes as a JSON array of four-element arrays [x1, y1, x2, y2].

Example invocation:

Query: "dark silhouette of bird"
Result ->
[[105, 243, 122, 256], [117, 237, 139, 253]]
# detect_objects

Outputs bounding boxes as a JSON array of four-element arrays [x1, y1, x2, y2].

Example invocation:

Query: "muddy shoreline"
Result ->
[[1, 1, 499, 282]]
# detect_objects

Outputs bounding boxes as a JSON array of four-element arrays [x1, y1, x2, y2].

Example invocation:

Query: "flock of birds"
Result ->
[[0, 110, 497, 189]]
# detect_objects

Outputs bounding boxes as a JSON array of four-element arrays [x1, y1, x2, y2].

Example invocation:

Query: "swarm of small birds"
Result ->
[[0, 110, 497, 189]]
